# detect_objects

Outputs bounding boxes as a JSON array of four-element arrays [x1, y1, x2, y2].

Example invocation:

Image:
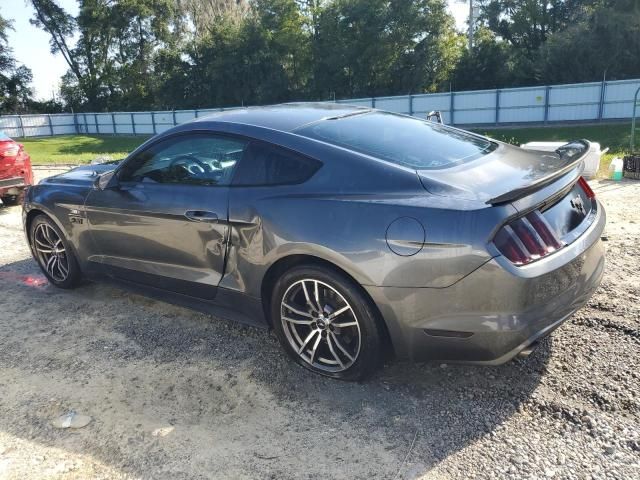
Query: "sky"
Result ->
[[2, 0, 469, 100]]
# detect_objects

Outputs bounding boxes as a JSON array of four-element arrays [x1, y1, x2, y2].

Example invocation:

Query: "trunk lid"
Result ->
[[418, 140, 590, 205]]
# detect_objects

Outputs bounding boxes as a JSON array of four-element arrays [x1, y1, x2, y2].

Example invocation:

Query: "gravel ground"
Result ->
[[0, 169, 638, 479]]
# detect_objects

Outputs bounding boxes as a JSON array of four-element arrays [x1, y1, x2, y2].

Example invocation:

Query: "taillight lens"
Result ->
[[0, 143, 20, 157], [493, 210, 564, 266], [578, 176, 595, 199]]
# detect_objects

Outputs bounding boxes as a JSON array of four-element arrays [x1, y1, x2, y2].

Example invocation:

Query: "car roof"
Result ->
[[193, 102, 370, 132]]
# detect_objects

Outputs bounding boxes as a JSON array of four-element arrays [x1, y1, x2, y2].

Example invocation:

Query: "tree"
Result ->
[[313, 0, 462, 99], [30, 0, 177, 111], [541, 0, 640, 83], [453, 27, 512, 90], [0, 11, 35, 113], [474, 0, 598, 85]]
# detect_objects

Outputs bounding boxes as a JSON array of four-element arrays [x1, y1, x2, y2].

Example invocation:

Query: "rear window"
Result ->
[[295, 111, 497, 170]]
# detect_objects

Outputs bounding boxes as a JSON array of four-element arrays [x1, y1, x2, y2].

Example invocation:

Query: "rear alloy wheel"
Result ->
[[30, 214, 81, 288], [272, 266, 383, 380]]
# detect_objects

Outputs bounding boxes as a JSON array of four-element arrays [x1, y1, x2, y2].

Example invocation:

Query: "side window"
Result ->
[[118, 133, 247, 186], [232, 142, 321, 186]]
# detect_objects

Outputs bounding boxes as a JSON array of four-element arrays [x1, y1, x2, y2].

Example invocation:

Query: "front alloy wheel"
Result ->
[[30, 214, 81, 289], [33, 222, 69, 282]]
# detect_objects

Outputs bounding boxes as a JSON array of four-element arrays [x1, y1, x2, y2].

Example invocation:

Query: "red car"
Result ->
[[0, 131, 33, 205]]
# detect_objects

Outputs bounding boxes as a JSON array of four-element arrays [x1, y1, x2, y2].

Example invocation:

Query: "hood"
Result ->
[[42, 162, 120, 187], [418, 140, 589, 205]]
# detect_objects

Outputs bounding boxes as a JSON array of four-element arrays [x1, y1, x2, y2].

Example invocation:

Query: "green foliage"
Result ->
[[456, 0, 639, 89], [541, 0, 640, 84], [19, 0, 640, 110], [0, 10, 35, 113], [313, 0, 462, 98], [20, 134, 149, 164]]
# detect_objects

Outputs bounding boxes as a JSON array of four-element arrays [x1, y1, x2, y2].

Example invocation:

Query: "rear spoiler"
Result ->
[[486, 140, 590, 205]]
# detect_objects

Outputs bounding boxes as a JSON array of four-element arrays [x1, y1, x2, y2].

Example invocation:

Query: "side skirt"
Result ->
[[85, 270, 268, 329]]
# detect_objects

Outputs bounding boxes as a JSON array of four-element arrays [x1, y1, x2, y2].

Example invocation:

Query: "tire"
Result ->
[[29, 214, 81, 289], [1, 193, 22, 206], [271, 265, 383, 380]]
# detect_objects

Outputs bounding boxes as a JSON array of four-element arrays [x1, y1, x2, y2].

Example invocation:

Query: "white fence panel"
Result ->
[[374, 97, 409, 113], [603, 79, 640, 119], [411, 93, 451, 122], [336, 98, 372, 108], [2, 78, 639, 138], [175, 110, 197, 124]]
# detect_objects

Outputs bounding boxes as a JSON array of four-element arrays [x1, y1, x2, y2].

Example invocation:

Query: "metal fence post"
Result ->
[[371, 97, 376, 108], [151, 112, 157, 134], [111, 113, 116, 134], [544, 86, 551, 124], [94, 113, 99, 134], [47, 114, 54, 136], [131, 113, 136, 135], [73, 113, 79, 134], [450, 91, 455, 125], [194, 109, 199, 118], [598, 80, 607, 121], [172, 110, 176, 126], [408, 95, 414, 116], [18, 114, 25, 138], [495, 90, 501, 125]]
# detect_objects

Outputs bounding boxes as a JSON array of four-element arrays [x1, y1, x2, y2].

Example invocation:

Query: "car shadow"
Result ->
[[0, 257, 551, 479]]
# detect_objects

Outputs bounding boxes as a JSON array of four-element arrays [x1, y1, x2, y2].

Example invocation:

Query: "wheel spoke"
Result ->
[[309, 333, 322, 364], [326, 334, 345, 369], [314, 281, 323, 312], [56, 258, 68, 278], [35, 237, 53, 250], [297, 329, 319, 354], [282, 302, 313, 318], [282, 315, 314, 325], [330, 331, 355, 362], [35, 245, 54, 254], [328, 305, 350, 320], [42, 225, 56, 246], [46, 255, 57, 276], [301, 282, 320, 313], [333, 321, 358, 328]]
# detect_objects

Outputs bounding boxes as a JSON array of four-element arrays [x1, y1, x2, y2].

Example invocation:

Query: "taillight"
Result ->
[[578, 176, 595, 199], [0, 143, 20, 157], [493, 210, 564, 266]]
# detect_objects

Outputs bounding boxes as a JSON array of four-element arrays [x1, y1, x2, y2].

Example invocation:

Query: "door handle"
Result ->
[[184, 210, 219, 223]]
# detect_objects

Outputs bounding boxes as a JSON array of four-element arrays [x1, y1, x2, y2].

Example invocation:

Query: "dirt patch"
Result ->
[[0, 171, 638, 479]]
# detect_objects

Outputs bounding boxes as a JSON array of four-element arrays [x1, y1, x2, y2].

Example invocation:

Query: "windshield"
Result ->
[[295, 111, 497, 170]]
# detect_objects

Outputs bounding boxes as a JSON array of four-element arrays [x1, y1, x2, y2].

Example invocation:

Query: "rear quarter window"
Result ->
[[232, 142, 321, 186], [295, 111, 497, 170]]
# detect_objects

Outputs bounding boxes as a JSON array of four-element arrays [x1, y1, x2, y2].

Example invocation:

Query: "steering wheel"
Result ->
[[169, 154, 211, 175]]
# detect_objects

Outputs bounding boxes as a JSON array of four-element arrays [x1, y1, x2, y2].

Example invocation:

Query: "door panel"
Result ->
[[85, 183, 230, 298], [84, 132, 246, 299]]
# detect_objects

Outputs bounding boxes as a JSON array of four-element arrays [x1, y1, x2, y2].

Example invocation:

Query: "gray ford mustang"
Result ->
[[23, 104, 605, 380]]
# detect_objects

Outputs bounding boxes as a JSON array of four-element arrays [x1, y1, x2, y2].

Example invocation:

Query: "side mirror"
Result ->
[[93, 170, 117, 190], [426, 111, 444, 124]]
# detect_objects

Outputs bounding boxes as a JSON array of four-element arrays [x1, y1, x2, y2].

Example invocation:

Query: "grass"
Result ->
[[19, 123, 634, 177], [473, 122, 633, 178], [20, 135, 150, 165]]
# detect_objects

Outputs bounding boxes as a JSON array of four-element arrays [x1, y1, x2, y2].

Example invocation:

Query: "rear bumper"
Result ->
[[0, 176, 25, 189], [367, 200, 606, 363]]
